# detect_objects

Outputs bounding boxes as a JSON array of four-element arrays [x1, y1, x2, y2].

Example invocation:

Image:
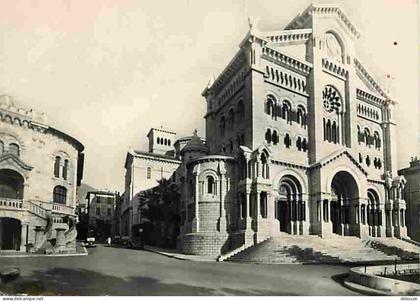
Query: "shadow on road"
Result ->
[[0, 267, 295, 296]]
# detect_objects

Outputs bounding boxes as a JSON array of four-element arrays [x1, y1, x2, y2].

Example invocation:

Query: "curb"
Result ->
[[0, 247, 88, 258], [144, 246, 216, 262], [144, 247, 187, 261], [343, 277, 390, 296]]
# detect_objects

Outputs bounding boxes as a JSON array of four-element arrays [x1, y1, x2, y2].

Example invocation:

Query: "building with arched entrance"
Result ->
[[173, 4, 409, 257], [128, 4, 409, 258], [0, 95, 84, 254]]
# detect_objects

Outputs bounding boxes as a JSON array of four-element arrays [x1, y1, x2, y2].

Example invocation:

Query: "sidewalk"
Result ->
[[144, 245, 217, 262], [0, 243, 88, 258]]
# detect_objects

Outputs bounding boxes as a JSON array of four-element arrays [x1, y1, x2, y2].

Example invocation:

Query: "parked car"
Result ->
[[83, 237, 97, 248]]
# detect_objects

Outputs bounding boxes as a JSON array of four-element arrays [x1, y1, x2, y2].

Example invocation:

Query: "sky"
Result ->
[[0, 0, 418, 192]]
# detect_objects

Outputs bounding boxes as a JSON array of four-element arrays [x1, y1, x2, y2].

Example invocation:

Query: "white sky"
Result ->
[[0, 0, 418, 192]]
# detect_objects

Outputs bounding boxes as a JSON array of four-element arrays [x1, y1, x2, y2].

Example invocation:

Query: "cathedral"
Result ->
[[128, 4, 408, 257]]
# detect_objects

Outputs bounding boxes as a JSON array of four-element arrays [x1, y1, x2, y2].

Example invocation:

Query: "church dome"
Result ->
[[181, 130, 208, 155]]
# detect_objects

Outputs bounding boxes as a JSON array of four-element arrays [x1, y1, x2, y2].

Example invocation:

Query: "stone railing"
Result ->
[[27, 201, 48, 219], [52, 203, 75, 216], [0, 197, 23, 210]]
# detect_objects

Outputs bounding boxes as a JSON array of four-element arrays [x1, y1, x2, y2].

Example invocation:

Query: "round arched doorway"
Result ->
[[330, 171, 359, 235], [277, 175, 303, 234], [0, 217, 21, 250], [0, 169, 24, 199]]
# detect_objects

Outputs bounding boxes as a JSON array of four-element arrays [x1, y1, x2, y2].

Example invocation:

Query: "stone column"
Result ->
[[245, 191, 252, 231], [191, 173, 200, 232], [55, 227, 66, 253], [268, 191, 280, 236], [386, 203, 394, 237], [34, 226, 44, 251], [218, 168, 227, 233], [20, 222, 28, 252]]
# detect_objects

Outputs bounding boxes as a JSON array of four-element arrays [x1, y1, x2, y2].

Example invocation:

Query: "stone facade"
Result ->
[[177, 4, 408, 257], [131, 4, 409, 257], [120, 128, 181, 238], [0, 95, 84, 253]]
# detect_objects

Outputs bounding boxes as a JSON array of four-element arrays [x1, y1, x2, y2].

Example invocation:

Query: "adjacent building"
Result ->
[[399, 158, 420, 242], [86, 190, 117, 240], [0, 95, 84, 253]]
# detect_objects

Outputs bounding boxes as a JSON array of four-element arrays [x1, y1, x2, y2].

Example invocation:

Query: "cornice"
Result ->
[[354, 58, 395, 105], [263, 28, 312, 45], [285, 4, 361, 40], [261, 46, 312, 76]]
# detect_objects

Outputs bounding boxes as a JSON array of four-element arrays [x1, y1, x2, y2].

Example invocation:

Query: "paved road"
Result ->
[[0, 245, 359, 296]]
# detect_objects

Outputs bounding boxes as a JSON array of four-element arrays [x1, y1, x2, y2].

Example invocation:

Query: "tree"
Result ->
[[138, 178, 180, 248]]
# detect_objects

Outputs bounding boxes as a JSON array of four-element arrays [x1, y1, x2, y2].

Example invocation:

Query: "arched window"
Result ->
[[296, 137, 302, 151], [53, 186, 67, 204], [302, 138, 307, 152], [54, 156, 61, 178], [374, 131, 381, 149], [219, 116, 226, 137], [332, 121, 337, 143], [237, 99, 245, 121], [282, 101, 291, 123], [9, 143, 19, 157], [364, 128, 370, 146], [265, 129, 272, 144], [146, 167, 152, 179], [326, 120, 332, 142], [164, 138, 168, 146], [284, 134, 291, 148], [272, 130, 279, 145], [357, 125, 362, 143], [261, 152, 269, 179], [157, 137, 161, 144], [296, 107, 306, 127], [0, 141, 3, 156], [359, 153, 363, 163], [168, 139, 171, 146], [265, 99, 274, 116], [207, 176, 215, 194], [63, 159, 69, 180], [366, 155, 371, 167], [228, 108, 235, 128]]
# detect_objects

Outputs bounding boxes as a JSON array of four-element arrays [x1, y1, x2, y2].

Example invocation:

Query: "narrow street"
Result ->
[[0, 244, 359, 296]]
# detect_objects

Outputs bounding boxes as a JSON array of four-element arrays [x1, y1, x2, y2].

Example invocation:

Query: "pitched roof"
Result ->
[[309, 149, 368, 176]]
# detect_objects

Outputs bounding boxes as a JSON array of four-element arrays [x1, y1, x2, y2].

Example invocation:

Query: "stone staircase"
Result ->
[[366, 237, 420, 261], [227, 234, 399, 264]]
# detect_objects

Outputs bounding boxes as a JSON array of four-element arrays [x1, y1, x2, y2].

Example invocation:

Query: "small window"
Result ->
[[284, 134, 291, 148], [53, 186, 67, 204], [207, 176, 215, 194], [296, 137, 302, 151], [9, 143, 19, 157], [96, 197, 101, 203], [147, 167, 152, 179], [107, 208, 112, 216], [168, 139, 171, 146], [63, 159, 69, 180], [96, 207, 101, 216], [54, 156, 61, 178]]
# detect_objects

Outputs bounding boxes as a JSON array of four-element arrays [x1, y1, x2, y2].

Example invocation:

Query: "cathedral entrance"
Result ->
[[0, 218, 21, 250], [330, 171, 359, 236], [277, 175, 303, 234]]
